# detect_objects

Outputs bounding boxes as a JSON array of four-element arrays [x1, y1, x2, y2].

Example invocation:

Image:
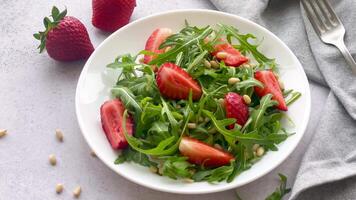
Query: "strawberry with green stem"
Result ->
[[34, 6, 94, 61]]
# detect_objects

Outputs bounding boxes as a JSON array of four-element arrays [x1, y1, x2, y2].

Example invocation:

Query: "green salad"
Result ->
[[99, 22, 301, 183]]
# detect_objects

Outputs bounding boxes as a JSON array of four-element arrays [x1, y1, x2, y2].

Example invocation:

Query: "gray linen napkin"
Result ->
[[209, 0, 356, 199]]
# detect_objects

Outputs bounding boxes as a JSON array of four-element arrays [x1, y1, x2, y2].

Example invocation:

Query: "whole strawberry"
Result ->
[[92, 0, 136, 32], [34, 6, 94, 61]]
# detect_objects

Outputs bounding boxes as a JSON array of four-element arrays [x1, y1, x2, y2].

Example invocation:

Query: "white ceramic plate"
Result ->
[[75, 10, 311, 194]]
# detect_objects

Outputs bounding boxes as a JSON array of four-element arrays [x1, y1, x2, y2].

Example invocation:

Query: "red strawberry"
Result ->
[[225, 92, 249, 129], [144, 28, 173, 64], [92, 0, 136, 32], [179, 137, 234, 167], [212, 43, 248, 67], [156, 62, 202, 100], [254, 70, 287, 111], [100, 99, 134, 149], [34, 6, 94, 61]]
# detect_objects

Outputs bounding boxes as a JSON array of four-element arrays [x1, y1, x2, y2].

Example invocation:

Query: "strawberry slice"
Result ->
[[225, 92, 249, 129], [254, 70, 287, 111], [100, 99, 134, 149], [156, 62, 202, 100], [212, 43, 248, 67], [143, 28, 173, 64], [179, 137, 234, 167]]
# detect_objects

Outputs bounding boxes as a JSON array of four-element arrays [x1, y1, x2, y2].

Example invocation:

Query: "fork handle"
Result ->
[[335, 41, 356, 75]]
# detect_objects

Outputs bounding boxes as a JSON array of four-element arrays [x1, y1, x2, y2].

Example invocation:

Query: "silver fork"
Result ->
[[301, 0, 356, 75]]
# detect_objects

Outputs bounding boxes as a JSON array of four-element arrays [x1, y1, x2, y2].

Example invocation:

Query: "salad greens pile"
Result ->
[[108, 22, 300, 183]]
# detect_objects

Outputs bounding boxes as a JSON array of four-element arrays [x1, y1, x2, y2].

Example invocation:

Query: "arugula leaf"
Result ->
[[220, 24, 277, 70], [111, 87, 142, 115], [265, 174, 291, 200], [192, 161, 235, 182], [203, 110, 286, 145], [249, 94, 277, 130], [115, 147, 157, 167], [161, 156, 194, 179], [286, 92, 301, 106], [122, 108, 192, 156]]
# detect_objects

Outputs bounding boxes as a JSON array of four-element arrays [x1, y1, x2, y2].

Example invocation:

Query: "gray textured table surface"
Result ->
[[0, 0, 329, 199]]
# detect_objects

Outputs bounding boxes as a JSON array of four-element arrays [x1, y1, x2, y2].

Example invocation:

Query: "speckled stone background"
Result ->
[[0, 0, 329, 199]]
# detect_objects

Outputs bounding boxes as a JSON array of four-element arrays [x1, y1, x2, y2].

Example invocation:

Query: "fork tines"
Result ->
[[301, 0, 342, 34]]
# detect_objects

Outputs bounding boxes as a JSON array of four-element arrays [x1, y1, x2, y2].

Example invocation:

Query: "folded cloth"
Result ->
[[209, 0, 356, 199]]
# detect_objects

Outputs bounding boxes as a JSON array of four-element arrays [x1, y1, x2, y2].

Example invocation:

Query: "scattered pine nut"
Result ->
[[149, 166, 158, 173], [252, 144, 260, 151], [182, 178, 194, 183], [56, 183, 64, 194], [90, 151, 96, 157], [204, 60, 211, 68], [198, 117, 204, 122], [73, 186, 81, 198], [49, 154, 57, 166], [279, 80, 285, 90], [210, 60, 219, 69], [243, 95, 251, 105], [228, 77, 240, 85], [256, 147, 265, 157], [55, 129, 64, 142], [0, 129, 7, 138], [187, 123, 197, 129], [216, 52, 227, 59]]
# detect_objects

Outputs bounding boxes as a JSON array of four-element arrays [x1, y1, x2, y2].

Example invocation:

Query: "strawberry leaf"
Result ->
[[34, 6, 67, 53], [51, 6, 60, 20]]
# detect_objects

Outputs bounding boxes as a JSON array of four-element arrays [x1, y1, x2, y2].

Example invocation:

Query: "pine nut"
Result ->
[[149, 166, 158, 173], [204, 117, 210, 122], [279, 80, 285, 90], [49, 154, 57, 166], [158, 167, 164, 175], [55, 129, 63, 142], [218, 98, 225, 107], [243, 95, 251, 105], [73, 186, 81, 198], [139, 57, 144, 64], [56, 183, 64, 194], [252, 144, 260, 151], [198, 117, 204, 122], [164, 46, 171, 53], [256, 147, 265, 157], [228, 77, 240, 85], [204, 60, 211, 68], [210, 60, 219, 69], [216, 52, 227, 59], [214, 143, 223, 150], [182, 178, 194, 183], [187, 123, 197, 129], [0, 129, 7, 138]]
